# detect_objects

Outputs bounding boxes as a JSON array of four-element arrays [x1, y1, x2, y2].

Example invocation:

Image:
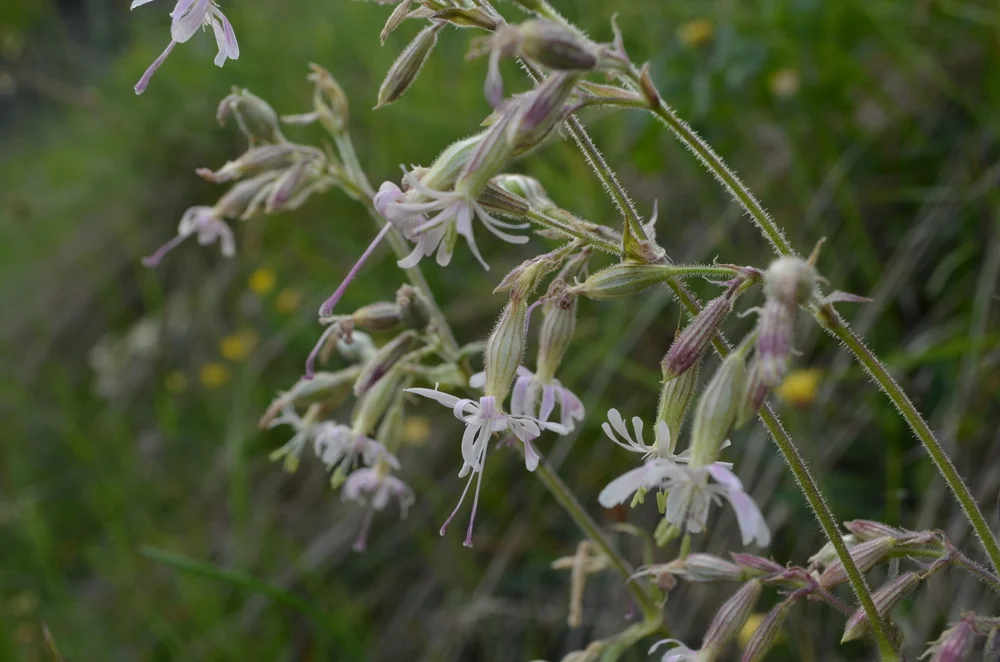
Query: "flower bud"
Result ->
[[308, 63, 350, 134], [819, 536, 896, 588], [266, 158, 319, 213], [258, 366, 361, 428], [688, 344, 750, 468], [662, 294, 733, 381], [763, 256, 817, 307], [495, 253, 562, 298], [214, 171, 281, 218], [197, 144, 304, 183], [217, 87, 284, 144], [455, 108, 518, 196], [736, 358, 769, 428], [431, 7, 499, 31], [419, 135, 481, 192], [351, 365, 405, 435], [376, 389, 408, 451], [483, 297, 527, 402], [841, 572, 921, 643], [518, 20, 599, 72], [741, 599, 792, 662], [347, 301, 405, 333], [569, 263, 674, 300], [754, 298, 795, 387], [337, 331, 378, 364], [376, 23, 443, 109], [536, 289, 577, 382], [729, 553, 785, 577], [655, 358, 699, 455], [701, 580, 763, 656], [843, 520, 906, 542], [492, 173, 556, 212], [508, 71, 581, 150], [922, 617, 976, 662], [477, 181, 530, 218], [396, 284, 434, 330], [353, 330, 420, 396], [677, 554, 746, 583]]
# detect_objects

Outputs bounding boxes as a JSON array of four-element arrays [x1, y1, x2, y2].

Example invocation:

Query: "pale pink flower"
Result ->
[[510, 366, 585, 433], [648, 639, 698, 662], [141, 205, 235, 267], [406, 387, 565, 546], [342, 468, 415, 552], [132, 0, 240, 94]]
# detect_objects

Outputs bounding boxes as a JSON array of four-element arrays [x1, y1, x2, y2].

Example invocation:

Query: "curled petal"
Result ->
[[598, 465, 648, 508]]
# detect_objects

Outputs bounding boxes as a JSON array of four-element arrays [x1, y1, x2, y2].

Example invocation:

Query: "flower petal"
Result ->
[[598, 466, 647, 508], [707, 463, 743, 491], [406, 387, 461, 408], [725, 489, 771, 547], [171, 0, 210, 43]]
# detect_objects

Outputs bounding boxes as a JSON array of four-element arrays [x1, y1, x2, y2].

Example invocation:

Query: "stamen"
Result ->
[[303, 321, 340, 380], [141, 231, 189, 267], [353, 507, 376, 552], [440, 469, 476, 536], [318, 222, 392, 317], [135, 40, 177, 95]]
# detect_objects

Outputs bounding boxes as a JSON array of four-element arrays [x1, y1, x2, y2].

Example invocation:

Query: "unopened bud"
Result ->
[[843, 520, 907, 542], [217, 87, 284, 144], [736, 358, 769, 428], [396, 284, 434, 330], [353, 330, 420, 396], [376, 389, 408, 450], [741, 599, 793, 662], [493, 173, 556, 212], [351, 365, 405, 435], [419, 135, 480, 192], [819, 536, 896, 588], [508, 71, 580, 150], [662, 294, 733, 380], [455, 109, 518, 196], [431, 7, 498, 31], [729, 553, 785, 577], [347, 301, 405, 333], [478, 180, 530, 218], [376, 23, 443, 109], [754, 298, 795, 387], [307, 63, 350, 134], [258, 367, 361, 428], [214, 171, 281, 218], [841, 572, 921, 642], [518, 20, 598, 72], [380, 0, 413, 44], [676, 554, 746, 582], [688, 343, 750, 468], [197, 144, 304, 183], [763, 256, 817, 307], [655, 358, 699, 455], [701, 580, 763, 656], [482, 298, 527, 401], [495, 253, 562, 298], [266, 158, 318, 213], [337, 331, 378, 364], [922, 617, 976, 662], [536, 287, 576, 382], [569, 262, 674, 300]]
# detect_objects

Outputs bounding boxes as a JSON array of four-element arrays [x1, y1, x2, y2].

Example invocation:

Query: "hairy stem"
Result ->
[[532, 456, 664, 626]]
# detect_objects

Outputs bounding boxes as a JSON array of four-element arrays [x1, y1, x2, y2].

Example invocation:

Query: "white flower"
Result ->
[[312, 422, 399, 477], [510, 366, 585, 433], [599, 458, 769, 547], [142, 205, 235, 267], [132, 0, 240, 94], [374, 172, 529, 271], [342, 468, 415, 517], [648, 639, 698, 662], [406, 387, 565, 546], [342, 467, 415, 552]]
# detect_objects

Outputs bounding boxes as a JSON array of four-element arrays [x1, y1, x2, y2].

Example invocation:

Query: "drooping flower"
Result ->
[[132, 0, 240, 95], [342, 467, 415, 552], [599, 453, 768, 547], [141, 205, 235, 267], [312, 421, 399, 486], [510, 366, 585, 433], [405, 387, 565, 546], [375, 173, 529, 270]]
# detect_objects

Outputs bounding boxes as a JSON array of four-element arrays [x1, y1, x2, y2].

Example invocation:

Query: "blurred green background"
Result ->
[[2, 0, 999, 660]]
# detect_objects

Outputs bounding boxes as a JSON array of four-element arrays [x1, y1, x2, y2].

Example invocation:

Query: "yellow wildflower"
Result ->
[[677, 19, 713, 48], [275, 288, 304, 314], [199, 362, 231, 389], [248, 267, 276, 296], [403, 416, 432, 447], [776, 368, 822, 406], [219, 329, 259, 362]]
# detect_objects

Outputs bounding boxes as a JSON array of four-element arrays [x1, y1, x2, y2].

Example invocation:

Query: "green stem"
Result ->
[[822, 308, 1000, 577], [525, 209, 623, 255], [532, 457, 664, 626]]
